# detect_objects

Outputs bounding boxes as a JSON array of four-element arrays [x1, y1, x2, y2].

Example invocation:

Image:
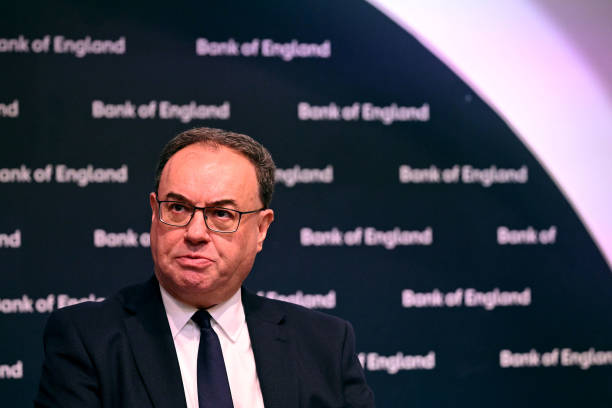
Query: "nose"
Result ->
[[184, 208, 211, 244]]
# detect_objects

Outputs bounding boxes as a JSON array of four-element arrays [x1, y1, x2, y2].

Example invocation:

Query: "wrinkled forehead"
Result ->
[[159, 143, 261, 206]]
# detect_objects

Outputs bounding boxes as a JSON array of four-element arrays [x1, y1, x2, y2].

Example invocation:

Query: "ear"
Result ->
[[149, 192, 158, 223], [256, 209, 274, 252]]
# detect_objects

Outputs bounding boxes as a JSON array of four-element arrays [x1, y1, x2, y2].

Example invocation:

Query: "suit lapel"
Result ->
[[243, 289, 299, 408], [122, 277, 187, 408]]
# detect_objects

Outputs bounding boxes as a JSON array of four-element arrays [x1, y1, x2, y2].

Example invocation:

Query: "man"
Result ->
[[35, 127, 375, 408]]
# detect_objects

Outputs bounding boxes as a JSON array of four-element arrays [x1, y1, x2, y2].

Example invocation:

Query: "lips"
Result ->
[[175, 254, 215, 269]]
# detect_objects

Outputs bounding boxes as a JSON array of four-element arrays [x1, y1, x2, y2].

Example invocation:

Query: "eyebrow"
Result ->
[[163, 192, 238, 208]]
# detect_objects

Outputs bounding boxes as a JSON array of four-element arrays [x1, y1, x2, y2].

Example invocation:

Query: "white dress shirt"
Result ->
[[160, 285, 265, 408]]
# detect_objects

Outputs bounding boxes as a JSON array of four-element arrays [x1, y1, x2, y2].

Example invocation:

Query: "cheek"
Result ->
[[218, 232, 258, 267], [151, 227, 180, 260]]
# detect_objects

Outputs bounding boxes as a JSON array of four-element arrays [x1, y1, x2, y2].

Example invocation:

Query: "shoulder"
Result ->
[[242, 288, 352, 337], [43, 279, 155, 337]]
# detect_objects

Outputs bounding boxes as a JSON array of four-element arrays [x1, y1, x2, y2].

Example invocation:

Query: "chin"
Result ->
[[178, 273, 216, 290]]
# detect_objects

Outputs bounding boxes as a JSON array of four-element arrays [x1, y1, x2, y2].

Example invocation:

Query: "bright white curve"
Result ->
[[367, 0, 612, 271]]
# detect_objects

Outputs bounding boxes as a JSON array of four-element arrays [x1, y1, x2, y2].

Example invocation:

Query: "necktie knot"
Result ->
[[192, 309, 212, 330]]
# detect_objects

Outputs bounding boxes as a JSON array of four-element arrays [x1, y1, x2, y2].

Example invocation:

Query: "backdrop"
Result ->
[[1, 1, 611, 406]]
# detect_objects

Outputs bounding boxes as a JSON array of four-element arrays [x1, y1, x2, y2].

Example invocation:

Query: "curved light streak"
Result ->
[[368, 0, 612, 271]]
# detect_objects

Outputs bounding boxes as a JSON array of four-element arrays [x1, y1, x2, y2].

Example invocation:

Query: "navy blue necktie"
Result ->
[[191, 310, 234, 408]]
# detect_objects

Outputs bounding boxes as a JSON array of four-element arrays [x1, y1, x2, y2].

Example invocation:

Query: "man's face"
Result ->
[[149, 143, 274, 308]]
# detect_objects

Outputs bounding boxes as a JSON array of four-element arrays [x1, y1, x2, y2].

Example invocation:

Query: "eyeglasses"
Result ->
[[156, 196, 265, 233]]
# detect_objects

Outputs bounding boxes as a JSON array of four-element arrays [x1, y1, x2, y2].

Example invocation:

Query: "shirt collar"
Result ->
[[159, 284, 245, 343]]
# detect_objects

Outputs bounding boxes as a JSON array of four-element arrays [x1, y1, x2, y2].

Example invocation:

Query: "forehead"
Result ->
[[159, 143, 260, 206]]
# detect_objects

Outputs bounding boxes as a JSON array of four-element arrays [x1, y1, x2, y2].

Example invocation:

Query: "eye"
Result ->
[[168, 202, 189, 213], [210, 208, 236, 220]]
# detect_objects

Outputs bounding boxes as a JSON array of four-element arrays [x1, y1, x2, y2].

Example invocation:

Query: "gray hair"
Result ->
[[154, 127, 275, 208]]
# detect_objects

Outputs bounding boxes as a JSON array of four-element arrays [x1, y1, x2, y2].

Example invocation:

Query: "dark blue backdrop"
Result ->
[[1, 1, 611, 406]]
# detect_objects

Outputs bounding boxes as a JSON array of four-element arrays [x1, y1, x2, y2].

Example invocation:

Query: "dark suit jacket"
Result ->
[[35, 277, 375, 407]]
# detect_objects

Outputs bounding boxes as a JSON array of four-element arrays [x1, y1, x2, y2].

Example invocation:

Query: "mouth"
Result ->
[[175, 254, 215, 269]]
